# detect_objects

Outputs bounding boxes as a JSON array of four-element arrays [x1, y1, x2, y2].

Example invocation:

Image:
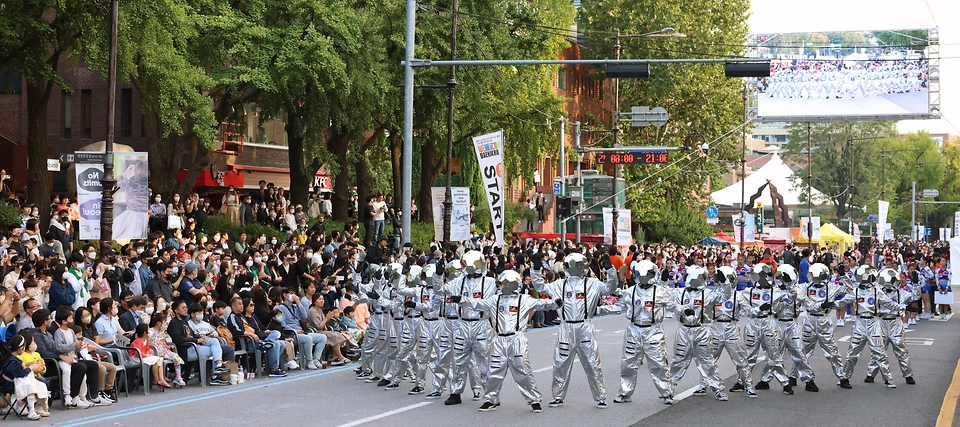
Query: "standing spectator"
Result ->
[[410, 197, 418, 222], [322, 194, 333, 218], [195, 199, 210, 232], [149, 194, 167, 234], [253, 180, 269, 205], [168, 193, 186, 231], [221, 186, 240, 224], [362, 196, 376, 246], [0, 169, 10, 196], [48, 207, 72, 253], [535, 191, 545, 223], [372, 195, 387, 243], [239, 195, 254, 225], [38, 233, 64, 262], [307, 193, 321, 219]]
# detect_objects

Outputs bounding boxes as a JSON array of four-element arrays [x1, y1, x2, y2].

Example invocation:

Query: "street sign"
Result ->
[[623, 106, 668, 127], [922, 189, 940, 198], [595, 151, 668, 165], [868, 215, 879, 221], [706, 206, 719, 219], [569, 186, 583, 202], [553, 182, 561, 195], [580, 214, 596, 221], [46, 159, 60, 172], [59, 152, 105, 164], [707, 218, 719, 225]]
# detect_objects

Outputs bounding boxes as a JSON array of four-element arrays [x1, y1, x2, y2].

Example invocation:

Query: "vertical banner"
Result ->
[[800, 217, 821, 241], [76, 163, 103, 240], [954, 211, 960, 238], [472, 130, 505, 247], [733, 212, 756, 243], [877, 200, 890, 243], [883, 223, 893, 241], [431, 187, 471, 242], [940, 228, 951, 241], [75, 152, 149, 241], [853, 223, 861, 243], [602, 208, 631, 246]]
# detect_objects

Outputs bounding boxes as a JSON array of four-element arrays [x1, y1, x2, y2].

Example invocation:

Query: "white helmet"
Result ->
[[631, 260, 659, 287], [387, 262, 404, 282], [716, 265, 737, 287], [563, 253, 589, 277], [807, 263, 831, 285], [776, 264, 798, 286], [685, 265, 708, 289], [445, 260, 461, 279], [751, 263, 774, 288], [405, 265, 423, 287], [499, 270, 523, 294], [877, 268, 899, 289], [422, 264, 437, 280], [854, 265, 877, 286], [462, 251, 485, 277]]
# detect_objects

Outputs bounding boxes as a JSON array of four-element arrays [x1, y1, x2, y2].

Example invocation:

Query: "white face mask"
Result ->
[[271, 239, 278, 245], [254, 257, 263, 264], [155, 197, 161, 203], [158, 302, 167, 311], [213, 236, 220, 242], [305, 252, 313, 259], [193, 313, 203, 322], [228, 278, 235, 285], [87, 252, 96, 259], [145, 306, 155, 315], [287, 294, 297, 303], [136, 248, 144, 254], [245, 260, 254, 268], [174, 197, 180, 202], [206, 301, 214, 309]]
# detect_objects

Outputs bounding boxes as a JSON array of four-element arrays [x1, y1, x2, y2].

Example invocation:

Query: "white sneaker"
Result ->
[[286, 360, 300, 370], [306, 360, 319, 370], [666, 312, 674, 318], [71, 397, 91, 409], [941, 314, 947, 320], [836, 319, 845, 327], [919, 312, 931, 320]]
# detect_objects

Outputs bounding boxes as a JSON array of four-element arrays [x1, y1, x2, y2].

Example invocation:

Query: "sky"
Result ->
[[748, 0, 958, 135]]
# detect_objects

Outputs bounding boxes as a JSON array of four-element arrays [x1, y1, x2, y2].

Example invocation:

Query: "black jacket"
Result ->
[[118, 310, 141, 333], [30, 328, 60, 360], [168, 315, 197, 346]]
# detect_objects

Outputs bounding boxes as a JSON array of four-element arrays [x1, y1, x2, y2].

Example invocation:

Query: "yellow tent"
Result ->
[[794, 223, 855, 252]]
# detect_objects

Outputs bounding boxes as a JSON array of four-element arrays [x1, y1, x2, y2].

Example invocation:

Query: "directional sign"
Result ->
[[553, 182, 561, 195], [868, 215, 879, 221], [59, 152, 105, 164], [922, 189, 940, 198], [623, 106, 668, 127], [706, 206, 719, 219]]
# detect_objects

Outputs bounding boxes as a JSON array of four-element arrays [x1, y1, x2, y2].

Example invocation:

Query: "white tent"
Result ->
[[950, 236, 960, 286], [711, 153, 828, 207]]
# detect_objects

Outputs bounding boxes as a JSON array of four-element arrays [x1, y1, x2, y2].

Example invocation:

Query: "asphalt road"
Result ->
[[43, 309, 960, 427]]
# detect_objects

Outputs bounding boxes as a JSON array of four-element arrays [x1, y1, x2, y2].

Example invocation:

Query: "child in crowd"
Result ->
[[148, 313, 186, 386], [3, 334, 49, 420], [130, 323, 171, 389]]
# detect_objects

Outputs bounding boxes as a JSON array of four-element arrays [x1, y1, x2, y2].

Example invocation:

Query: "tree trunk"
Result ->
[[389, 131, 402, 208], [355, 149, 371, 218], [418, 140, 443, 226], [328, 130, 351, 221], [26, 78, 54, 232], [142, 110, 210, 200], [286, 113, 310, 210]]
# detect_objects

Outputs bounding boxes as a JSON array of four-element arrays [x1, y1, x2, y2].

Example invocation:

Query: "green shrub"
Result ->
[[0, 202, 19, 232]]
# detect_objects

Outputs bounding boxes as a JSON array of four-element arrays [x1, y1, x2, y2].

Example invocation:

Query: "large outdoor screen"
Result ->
[[753, 29, 938, 121]]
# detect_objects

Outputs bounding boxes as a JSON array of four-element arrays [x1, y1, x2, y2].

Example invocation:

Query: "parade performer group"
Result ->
[[351, 249, 920, 413]]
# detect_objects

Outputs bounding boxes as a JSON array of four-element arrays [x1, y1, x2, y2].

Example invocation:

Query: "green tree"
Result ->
[[0, 0, 108, 229], [579, 0, 750, 238]]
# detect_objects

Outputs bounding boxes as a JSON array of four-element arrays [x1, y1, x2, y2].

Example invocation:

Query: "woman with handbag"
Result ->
[[221, 186, 241, 224], [305, 294, 351, 365], [167, 194, 186, 231]]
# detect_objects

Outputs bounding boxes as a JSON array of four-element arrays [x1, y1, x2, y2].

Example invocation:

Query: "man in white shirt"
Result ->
[[371, 195, 387, 243], [3, 256, 22, 290]]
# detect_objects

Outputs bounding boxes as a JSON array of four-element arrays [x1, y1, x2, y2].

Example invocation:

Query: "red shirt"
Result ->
[[129, 337, 152, 358]]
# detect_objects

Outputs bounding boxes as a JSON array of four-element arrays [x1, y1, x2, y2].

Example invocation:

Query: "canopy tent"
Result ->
[[710, 153, 828, 207], [795, 223, 855, 252], [699, 236, 731, 246], [762, 236, 788, 251], [715, 232, 736, 242]]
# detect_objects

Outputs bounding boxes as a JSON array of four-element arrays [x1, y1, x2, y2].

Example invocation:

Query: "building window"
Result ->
[[62, 91, 71, 139], [120, 88, 132, 138], [775, 135, 787, 143], [81, 89, 92, 139], [557, 67, 566, 90]]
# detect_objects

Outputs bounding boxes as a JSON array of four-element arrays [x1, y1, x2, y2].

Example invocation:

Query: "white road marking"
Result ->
[[534, 366, 553, 373], [838, 335, 851, 342], [905, 337, 935, 346], [334, 402, 433, 427], [612, 330, 625, 334]]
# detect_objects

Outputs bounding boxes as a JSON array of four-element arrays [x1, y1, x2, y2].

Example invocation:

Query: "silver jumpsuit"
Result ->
[[357, 276, 392, 379], [462, 292, 556, 406], [607, 282, 677, 401], [391, 274, 431, 389], [381, 286, 414, 385], [741, 286, 791, 388], [794, 280, 853, 381], [760, 282, 815, 385], [700, 284, 755, 393], [842, 284, 904, 384], [866, 282, 918, 381], [530, 266, 618, 405], [436, 274, 498, 397], [667, 285, 726, 399]]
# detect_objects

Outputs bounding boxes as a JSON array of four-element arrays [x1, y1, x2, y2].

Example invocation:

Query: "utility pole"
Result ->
[[400, 0, 416, 245], [739, 83, 747, 251], [912, 181, 916, 240], [574, 121, 582, 244], [441, 0, 459, 244], [806, 122, 812, 250], [611, 29, 621, 248], [559, 117, 565, 241], [99, 0, 119, 251]]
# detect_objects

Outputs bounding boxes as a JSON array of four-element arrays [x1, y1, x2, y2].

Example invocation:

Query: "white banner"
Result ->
[[75, 152, 149, 241], [954, 211, 960, 238], [941, 228, 951, 241], [431, 187, 471, 242], [733, 212, 756, 243], [800, 216, 821, 240], [602, 208, 632, 246], [472, 130, 506, 247], [853, 223, 861, 243], [877, 200, 890, 243], [883, 223, 894, 241]]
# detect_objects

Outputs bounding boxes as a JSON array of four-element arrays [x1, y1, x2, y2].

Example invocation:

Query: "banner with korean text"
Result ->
[[472, 130, 505, 247]]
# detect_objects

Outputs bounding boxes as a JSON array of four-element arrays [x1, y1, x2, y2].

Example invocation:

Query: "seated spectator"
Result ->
[[276, 288, 326, 370], [70, 324, 118, 404], [29, 309, 94, 409], [118, 296, 147, 332], [304, 294, 352, 365], [3, 334, 49, 420], [167, 300, 232, 386], [227, 297, 286, 377], [17, 298, 41, 332], [147, 312, 185, 386], [129, 323, 171, 389], [74, 307, 98, 342], [94, 298, 125, 347], [55, 308, 115, 405]]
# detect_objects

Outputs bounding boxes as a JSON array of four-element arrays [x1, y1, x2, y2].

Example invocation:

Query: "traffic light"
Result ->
[[755, 202, 764, 233], [556, 196, 572, 217]]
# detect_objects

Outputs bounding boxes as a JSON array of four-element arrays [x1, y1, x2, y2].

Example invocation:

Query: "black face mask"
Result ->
[[166, 274, 176, 282]]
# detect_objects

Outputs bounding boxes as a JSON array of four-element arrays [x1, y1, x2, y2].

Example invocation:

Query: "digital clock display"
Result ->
[[595, 151, 668, 165]]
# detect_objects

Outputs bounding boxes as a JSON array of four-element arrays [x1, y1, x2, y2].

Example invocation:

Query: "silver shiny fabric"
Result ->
[[608, 283, 675, 399], [741, 286, 790, 386], [867, 282, 919, 379], [794, 278, 854, 380], [668, 287, 724, 394], [463, 292, 555, 405], [842, 284, 904, 382], [438, 274, 498, 395], [760, 283, 814, 384], [701, 286, 754, 391], [531, 266, 619, 402]]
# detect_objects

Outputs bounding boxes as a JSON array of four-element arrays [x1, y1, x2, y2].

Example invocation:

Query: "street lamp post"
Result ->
[[441, 0, 459, 245], [99, 0, 119, 251]]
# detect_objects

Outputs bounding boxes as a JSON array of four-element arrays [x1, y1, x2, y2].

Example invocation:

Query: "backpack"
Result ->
[[215, 325, 235, 349]]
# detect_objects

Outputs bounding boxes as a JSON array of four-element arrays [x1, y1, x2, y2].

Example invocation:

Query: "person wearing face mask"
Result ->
[[220, 186, 241, 224], [194, 199, 210, 232], [234, 231, 250, 258], [277, 287, 327, 370], [119, 296, 149, 332], [167, 193, 185, 231], [149, 194, 167, 233], [146, 263, 181, 304], [169, 301, 232, 386], [17, 298, 42, 332], [178, 263, 208, 307], [94, 298, 127, 347], [65, 253, 93, 310]]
